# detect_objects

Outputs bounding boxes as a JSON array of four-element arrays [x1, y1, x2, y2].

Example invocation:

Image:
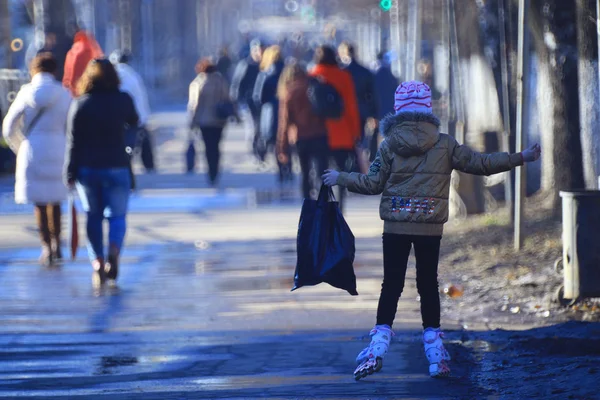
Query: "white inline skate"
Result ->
[[423, 327, 451, 378], [353, 324, 394, 380]]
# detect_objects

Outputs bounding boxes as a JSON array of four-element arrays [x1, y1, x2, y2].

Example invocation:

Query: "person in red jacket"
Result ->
[[62, 31, 103, 96], [309, 45, 361, 213]]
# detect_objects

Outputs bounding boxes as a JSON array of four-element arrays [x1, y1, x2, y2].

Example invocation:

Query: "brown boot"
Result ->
[[92, 258, 107, 288], [105, 245, 120, 282], [48, 204, 63, 262], [34, 205, 53, 267]]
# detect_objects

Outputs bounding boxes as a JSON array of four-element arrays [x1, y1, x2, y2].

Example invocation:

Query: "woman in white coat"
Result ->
[[2, 53, 72, 266]]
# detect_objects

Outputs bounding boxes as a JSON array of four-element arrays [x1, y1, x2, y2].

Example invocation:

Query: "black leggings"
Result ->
[[376, 233, 442, 329]]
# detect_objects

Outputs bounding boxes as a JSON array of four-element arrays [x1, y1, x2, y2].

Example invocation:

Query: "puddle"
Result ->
[[96, 355, 138, 375]]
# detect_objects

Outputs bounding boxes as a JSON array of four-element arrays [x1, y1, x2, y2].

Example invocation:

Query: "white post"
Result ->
[[405, 0, 421, 81], [389, 0, 403, 78], [514, 0, 531, 251]]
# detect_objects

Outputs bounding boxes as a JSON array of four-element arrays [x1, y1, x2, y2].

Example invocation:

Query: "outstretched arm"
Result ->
[[451, 135, 540, 175], [323, 141, 393, 195]]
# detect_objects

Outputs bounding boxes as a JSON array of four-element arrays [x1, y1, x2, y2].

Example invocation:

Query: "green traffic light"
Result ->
[[380, 0, 392, 11]]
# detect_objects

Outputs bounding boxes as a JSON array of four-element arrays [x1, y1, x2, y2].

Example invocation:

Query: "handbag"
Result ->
[[6, 106, 48, 153], [292, 184, 358, 295]]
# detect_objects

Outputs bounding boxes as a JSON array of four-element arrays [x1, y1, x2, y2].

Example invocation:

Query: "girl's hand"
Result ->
[[522, 143, 541, 162], [322, 169, 340, 187]]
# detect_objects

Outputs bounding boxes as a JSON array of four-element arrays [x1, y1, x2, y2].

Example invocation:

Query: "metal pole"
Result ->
[[449, 0, 465, 143], [514, 0, 531, 251], [499, 0, 514, 224]]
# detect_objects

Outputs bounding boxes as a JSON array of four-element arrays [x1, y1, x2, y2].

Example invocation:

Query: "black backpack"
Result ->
[[307, 77, 344, 119]]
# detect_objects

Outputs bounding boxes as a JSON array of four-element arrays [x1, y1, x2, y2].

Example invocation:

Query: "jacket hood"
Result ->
[[380, 111, 441, 157]]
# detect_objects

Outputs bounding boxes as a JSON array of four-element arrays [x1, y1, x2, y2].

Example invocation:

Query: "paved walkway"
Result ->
[[0, 110, 487, 399]]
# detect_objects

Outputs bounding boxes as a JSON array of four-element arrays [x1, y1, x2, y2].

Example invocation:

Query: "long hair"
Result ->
[[260, 45, 282, 71], [277, 63, 307, 100], [76, 58, 120, 96]]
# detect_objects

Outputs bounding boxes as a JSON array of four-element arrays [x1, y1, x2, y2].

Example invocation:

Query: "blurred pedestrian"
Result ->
[[187, 58, 231, 186], [34, 32, 72, 82], [322, 80, 542, 379], [2, 53, 72, 267], [338, 42, 378, 168], [216, 46, 233, 82], [65, 58, 138, 288], [253, 45, 289, 185], [417, 59, 441, 101], [309, 45, 360, 214], [62, 30, 103, 96], [372, 50, 400, 161], [230, 40, 263, 157], [110, 50, 155, 173], [276, 62, 328, 200]]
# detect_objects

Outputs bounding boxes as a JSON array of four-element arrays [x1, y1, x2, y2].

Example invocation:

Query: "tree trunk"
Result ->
[[452, 0, 489, 215], [577, 0, 600, 189], [530, 0, 585, 213]]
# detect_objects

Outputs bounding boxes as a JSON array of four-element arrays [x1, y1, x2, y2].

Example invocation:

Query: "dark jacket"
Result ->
[[277, 78, 327, 156], [230, 58, 260, 115], [216, 55, 232, 81], [253, 60, 285, 144], [343, 60, 378, 122], [65, 89, 138, 182], [374, 64, 400, 120]]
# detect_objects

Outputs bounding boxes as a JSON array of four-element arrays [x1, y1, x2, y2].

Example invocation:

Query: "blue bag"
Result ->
[[292, 185, 358, 295]]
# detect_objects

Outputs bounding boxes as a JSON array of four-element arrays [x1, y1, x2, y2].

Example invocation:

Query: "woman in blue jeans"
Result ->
[[65, 58, 138, 288]]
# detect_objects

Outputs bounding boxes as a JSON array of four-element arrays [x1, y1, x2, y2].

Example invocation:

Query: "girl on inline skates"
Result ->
[[322, 81, 541, 379]]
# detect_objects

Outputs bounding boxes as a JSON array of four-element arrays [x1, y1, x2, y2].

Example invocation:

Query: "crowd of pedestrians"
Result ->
[[207, 39, 401, 212]]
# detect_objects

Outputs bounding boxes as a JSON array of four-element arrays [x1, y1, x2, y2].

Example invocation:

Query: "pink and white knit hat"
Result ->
[[394, 80, 432, 114]]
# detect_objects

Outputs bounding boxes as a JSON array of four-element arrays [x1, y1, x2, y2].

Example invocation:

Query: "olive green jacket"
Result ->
[[337, 112, 524, 236]]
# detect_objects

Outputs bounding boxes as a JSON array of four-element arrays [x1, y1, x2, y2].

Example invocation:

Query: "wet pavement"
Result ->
[[0, 239, 485, 399], [0, 110, 490, 399]]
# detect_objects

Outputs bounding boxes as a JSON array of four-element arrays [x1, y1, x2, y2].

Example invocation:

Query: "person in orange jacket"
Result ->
[[309, 45, 361, 213], [62, 31, 104, 96]]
